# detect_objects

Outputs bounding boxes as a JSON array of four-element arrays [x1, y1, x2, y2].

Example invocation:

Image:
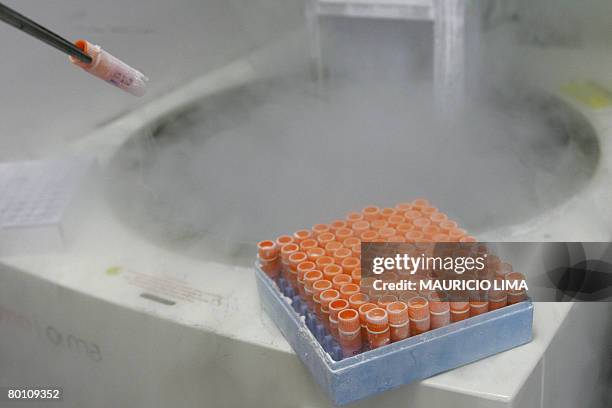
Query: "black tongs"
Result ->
[[0, 2, 92, 63]]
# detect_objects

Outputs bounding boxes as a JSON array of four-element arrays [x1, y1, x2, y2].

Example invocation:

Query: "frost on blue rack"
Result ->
[[255, 265, 534, 406], [277, 276, 344, 361]]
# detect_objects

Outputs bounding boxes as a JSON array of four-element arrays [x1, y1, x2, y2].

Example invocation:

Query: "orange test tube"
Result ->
[[387, 215, 405, 228], [360, 230, 379, 242], [317, 232, 336, 248], [315, 255, 335, 271], [257, 240, 278, 260], [306, 247, 325, 263], [358, 302, 377, 342], [450, 307, 470, 322], [470, 300, 489, 316], [332, 274, 352, 291], [335, 228, 354, 243], [429, 212, 448, 225], [405, 230, 424, 243], [341, 257, 360, 275], [280, 243, 299, 263], [351, 220, 370, 235], [259, 256, 281, 278], [320, 289, 341, 331], [438, 220, 458, 234], [297, 261, 316, 298], [448, 228, 467, 241], [408, 296, 431, 335], [328, 298, 350, 338], [378, 228, 397, 241], [342, 237, 360, 250], [339, 283, 361, 300], [412, 198, 430, 210], [362, 206, 381, 221], [370, 219, 388, 230], [346, 211, 364, 227], [366, 308, 391, 349], [300, 238, 319, 252], [276, 235, 295, 247], [323, 263, 343, 282], [394, 202, 412, 214], [333, 247, 352, 265], [312, 224, 330, 237], [351, 267, 361, 284], [324, 241, 343, 257], [348, 293, 370, 310], [312, 280, 333, 316], [293, 229, 313, 243], [303, 270, 324, 309], [505, 272, 527, 304], [338, 309, 363, 357], [70, 40, 148, 96], [330, 220, 348, 233], [386, 301, 410, 342], [488, 277, 508, 310], [429, 292, 450, 329]]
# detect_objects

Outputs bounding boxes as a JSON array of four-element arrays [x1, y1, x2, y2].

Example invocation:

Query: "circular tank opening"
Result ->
[[106, 77, 599, 261]]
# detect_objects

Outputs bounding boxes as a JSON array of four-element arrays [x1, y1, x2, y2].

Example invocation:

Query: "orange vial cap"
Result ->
[[342, 237, 360, 249], [297, 261, 316, 281], [346, 211, 364, 226], [276, 235, 295, 247], [387, 215, 405, 228], [338, 308, 361, 333], [325, 241, 343, 256], [306, 247, 325, 262], [333, 247, 352, 264], [358, 302, 378, 326], [332, 274, 352, 291], [386, 301, 409, 325], [413, 217, 431, 230], [257, 240, 278, 260], [335, 227, 354, 242], [323, 263, 343, 281], [299, 238, 319, 252], [288, 252, 308, 270], [317, 232, 336, 247], [370, 219, 388, 230], [348, 293, 370, 309], [293, 229, 313, 243], [330, 220, 348, 232], [360, 230, 379, 241], [329, 298, 350, 321], [439, 220, 458, 233], [280, 243, 299, 261], [408, 296, 430, 320], [362, 206, 381, 221], [366, 307, 389, 332], [315, 255, 335, 270], [319, 288, 341, 308], [339, 283, 360, 300], [351, 220, 370, 234], [312, 223, 330, 237], [341, 257, 360, 274], [303, 270, 324, 290]]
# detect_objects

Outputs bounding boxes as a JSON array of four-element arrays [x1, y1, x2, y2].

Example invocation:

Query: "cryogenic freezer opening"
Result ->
[[104, 74, 599, 262]]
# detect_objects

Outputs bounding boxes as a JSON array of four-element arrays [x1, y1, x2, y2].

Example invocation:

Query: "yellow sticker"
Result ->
[[105, 266, 122, 276], [561, 81, 612, 109]]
